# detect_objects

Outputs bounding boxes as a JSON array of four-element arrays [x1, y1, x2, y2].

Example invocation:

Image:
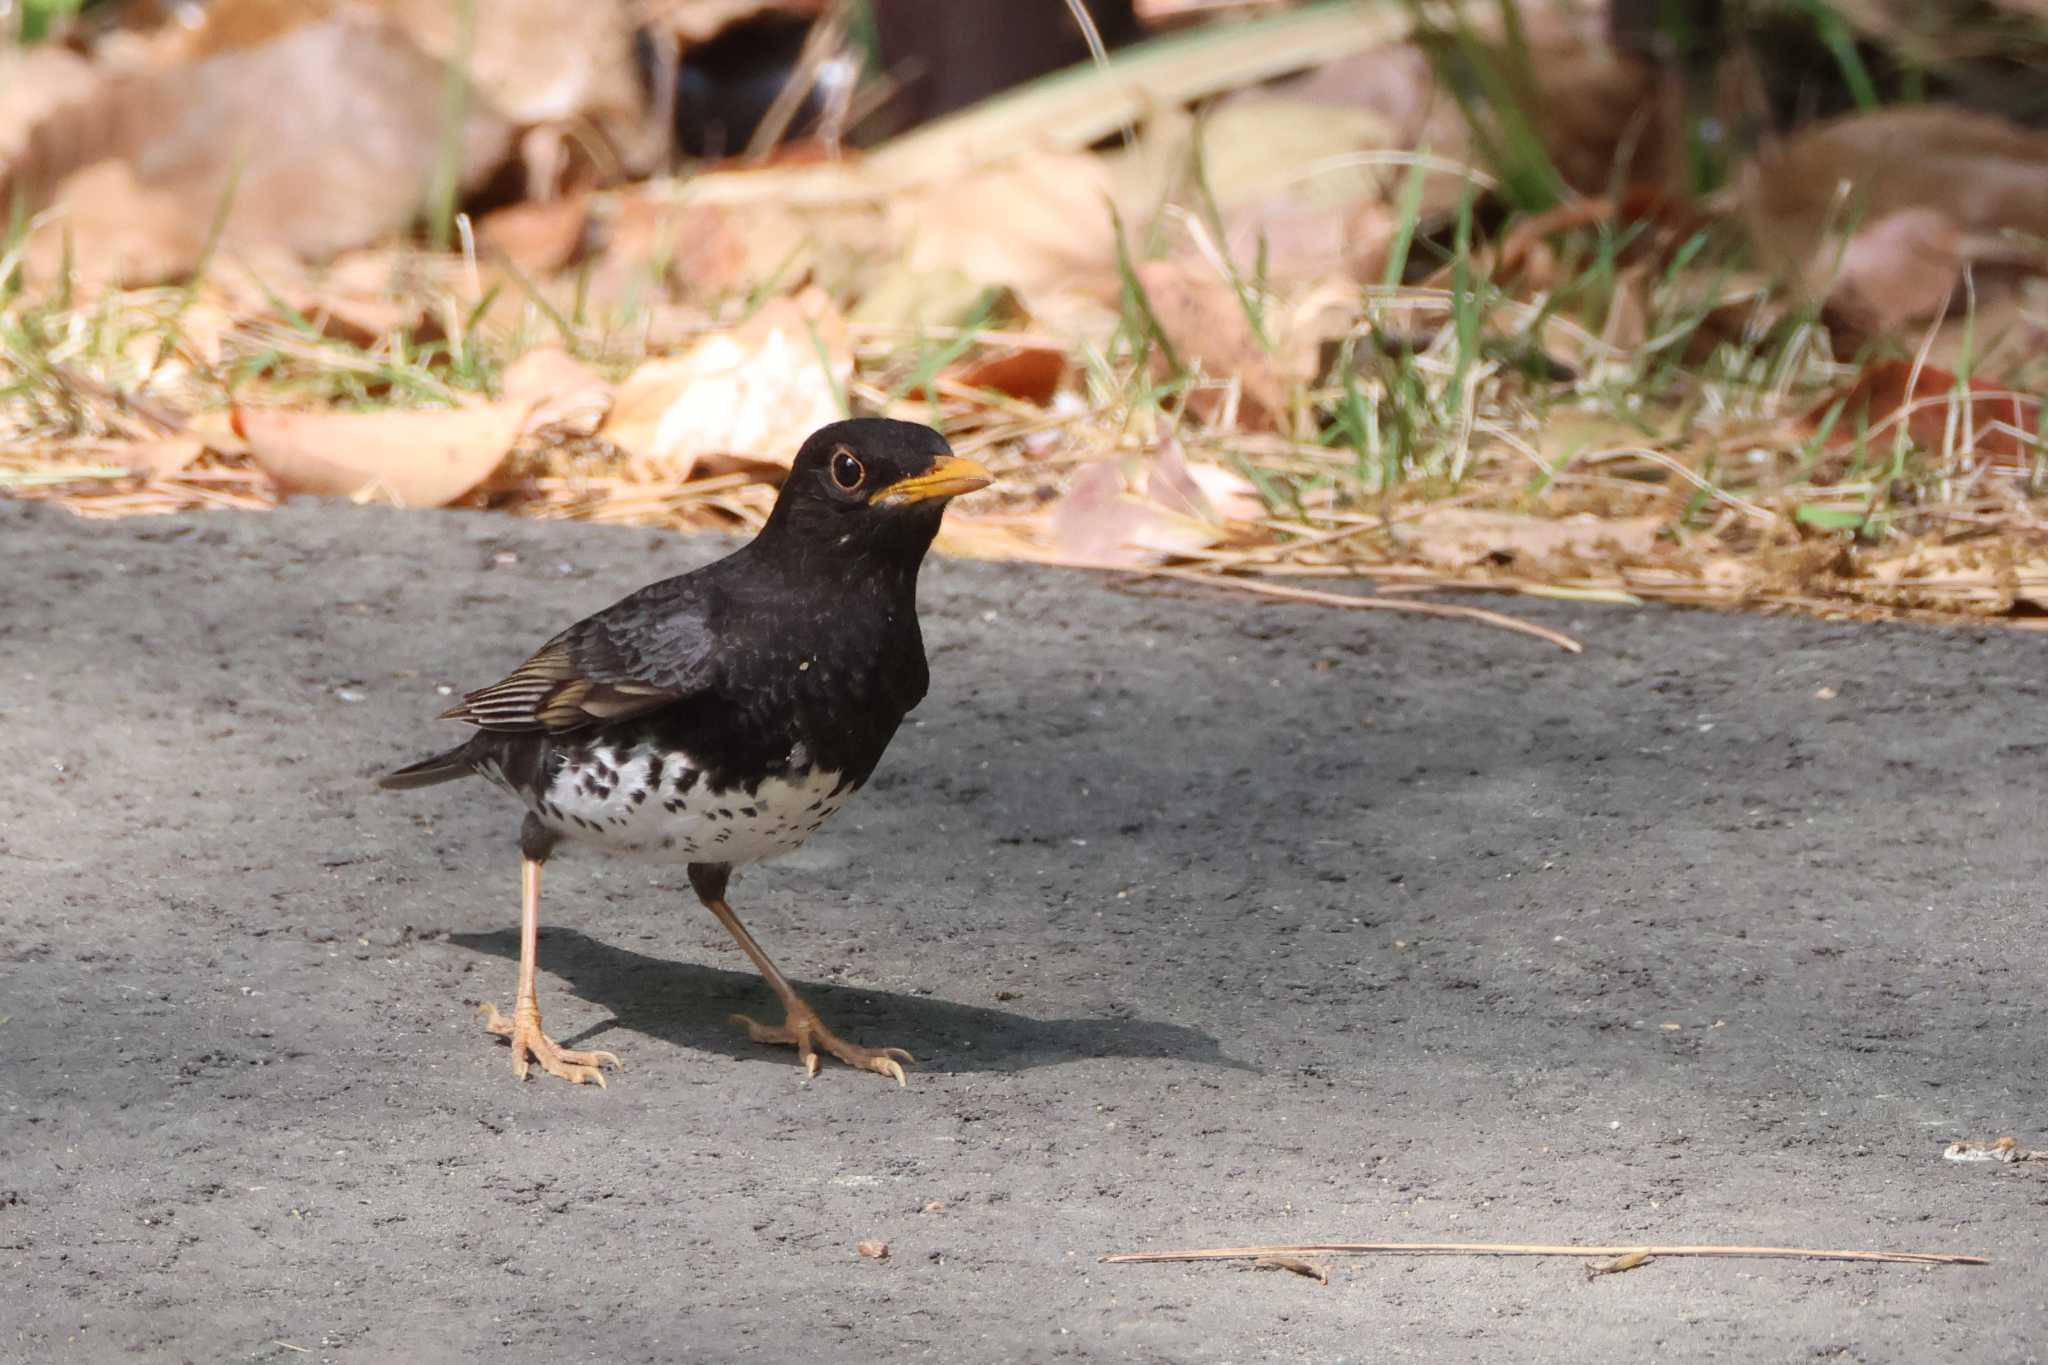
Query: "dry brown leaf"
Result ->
[[675, 201, 818, 299], [1750, 107, 2048, 252], [1220, 195, 1402, 293], [1050, 461, 1175, 566], [1520, 39, 1662, 196], [16, 11, 512, 283], [945, 347, 1068, 406], [1494, 189, 1714, 290], [1236, 42, 1472, 213], [234, 399, 537, 506], [1920, 274, 2048, 376], [1146, 437, 1264, 525], [583, 194, 816, 307], [217, 248, 442, 348], [1199, 98, 1401, 210], [1530, 411, 1680, 468], [1402, 509, 1664, 570], [1136, 258, 1292, 429], [182, 14, 514, 258], [186, 410, 246, 455], [125, 435, 208, 479], [0, 45, 105, 203], [575, 192, 687, 310], [1599, 264, 1653, 354], [1943, 1136, 2048, 1164], [1253, 1256, 1330, 1285], [380, 0, 643, 132], [1806, 360, 2043, 475], [1828, 208, 1963, 335], [1741, 107, 2048, 319], [22, 160, 202, 289], [1182, 461, 1266, 524], [1181, 93, 1412, 289], [856, 1238, 889, 1260], [897, 153, 1120, 311], [1146, 438, 1219, 522], [849, 265, 990, 332], [502, 347, 613, 438], [599, 291, 851, 476], [1585, 1249, 1655, 1278], [478, 196, 592, 276], [1048, 440, 1256, 566]]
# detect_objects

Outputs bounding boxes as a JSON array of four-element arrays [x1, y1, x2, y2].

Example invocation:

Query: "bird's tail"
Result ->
[[376, 743, 477, 791]]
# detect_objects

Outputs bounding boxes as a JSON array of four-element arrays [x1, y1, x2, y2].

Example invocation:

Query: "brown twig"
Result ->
[[1103, 1241, 1989, 1267], [1132, 566, 1586, 654]]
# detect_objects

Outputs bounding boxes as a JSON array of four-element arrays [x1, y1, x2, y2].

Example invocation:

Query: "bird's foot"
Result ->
[[480, 1001, 621, 1086], [731, 1003, 912, 1086]]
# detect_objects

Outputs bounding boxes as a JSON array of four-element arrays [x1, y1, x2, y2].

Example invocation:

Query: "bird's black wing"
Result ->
[[440, 579, 722, 734]]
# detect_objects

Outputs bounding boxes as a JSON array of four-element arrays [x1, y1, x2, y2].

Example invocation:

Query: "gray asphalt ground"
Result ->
[[2, 498, 2043, 1365]]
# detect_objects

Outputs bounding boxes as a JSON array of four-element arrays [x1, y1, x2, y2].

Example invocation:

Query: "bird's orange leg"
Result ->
[[689, 864, 912, 1086], [480, 854, 621, 1086]]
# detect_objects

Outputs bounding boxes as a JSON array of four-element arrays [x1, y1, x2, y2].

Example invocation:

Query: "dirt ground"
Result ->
[[2, 498, 2043, 1364]]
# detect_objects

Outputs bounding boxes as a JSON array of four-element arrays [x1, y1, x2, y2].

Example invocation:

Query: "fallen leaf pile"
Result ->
[[1942, 1137, 2048, 1165], [3, 0, 2046, 626]]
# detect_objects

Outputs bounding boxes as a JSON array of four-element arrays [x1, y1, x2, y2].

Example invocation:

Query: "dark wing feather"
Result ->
[[440, 579, 721, 734]]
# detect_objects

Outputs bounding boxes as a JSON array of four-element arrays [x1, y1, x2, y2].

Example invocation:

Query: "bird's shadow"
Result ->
[[446, 926, 1248, 1076]]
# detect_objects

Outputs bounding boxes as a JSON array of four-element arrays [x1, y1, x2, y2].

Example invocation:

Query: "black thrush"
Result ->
[[379, 418, 992, 1086]]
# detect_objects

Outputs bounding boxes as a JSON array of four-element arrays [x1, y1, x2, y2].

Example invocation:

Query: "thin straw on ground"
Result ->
[[1102, 1241, 1989, 1267], [1134, 566, 1587, 654]]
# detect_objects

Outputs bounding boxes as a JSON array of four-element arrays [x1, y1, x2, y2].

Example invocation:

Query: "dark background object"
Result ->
[[860, 0, 1143, 140], [636, 0, 1145, 159], [1607, 0, 2048, 133], [636, 11, 826, 159]]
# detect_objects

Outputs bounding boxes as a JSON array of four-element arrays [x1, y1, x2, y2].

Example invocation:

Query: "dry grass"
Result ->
[[3, 193, 2045, 628]]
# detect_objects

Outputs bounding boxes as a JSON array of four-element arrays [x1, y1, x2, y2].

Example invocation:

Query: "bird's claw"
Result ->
[[481, 1001, 621, 1087], [730, 1009, 912, 1086]]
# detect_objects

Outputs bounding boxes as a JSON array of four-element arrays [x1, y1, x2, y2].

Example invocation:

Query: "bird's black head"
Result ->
[[758, 418, 992, 566]]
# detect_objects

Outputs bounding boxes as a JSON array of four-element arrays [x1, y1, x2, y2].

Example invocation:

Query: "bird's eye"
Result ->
[[830, 449, 865, 491]]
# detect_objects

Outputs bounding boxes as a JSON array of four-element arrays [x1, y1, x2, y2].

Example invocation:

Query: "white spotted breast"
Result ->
[[477, 742, 855, 865]]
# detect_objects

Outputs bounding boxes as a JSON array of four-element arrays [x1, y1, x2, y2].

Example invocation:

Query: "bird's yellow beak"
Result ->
[[873, 455, 994, 507]]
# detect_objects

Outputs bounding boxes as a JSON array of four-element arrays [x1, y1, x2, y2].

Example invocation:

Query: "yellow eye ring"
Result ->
[[830, 448, 865, 491]]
